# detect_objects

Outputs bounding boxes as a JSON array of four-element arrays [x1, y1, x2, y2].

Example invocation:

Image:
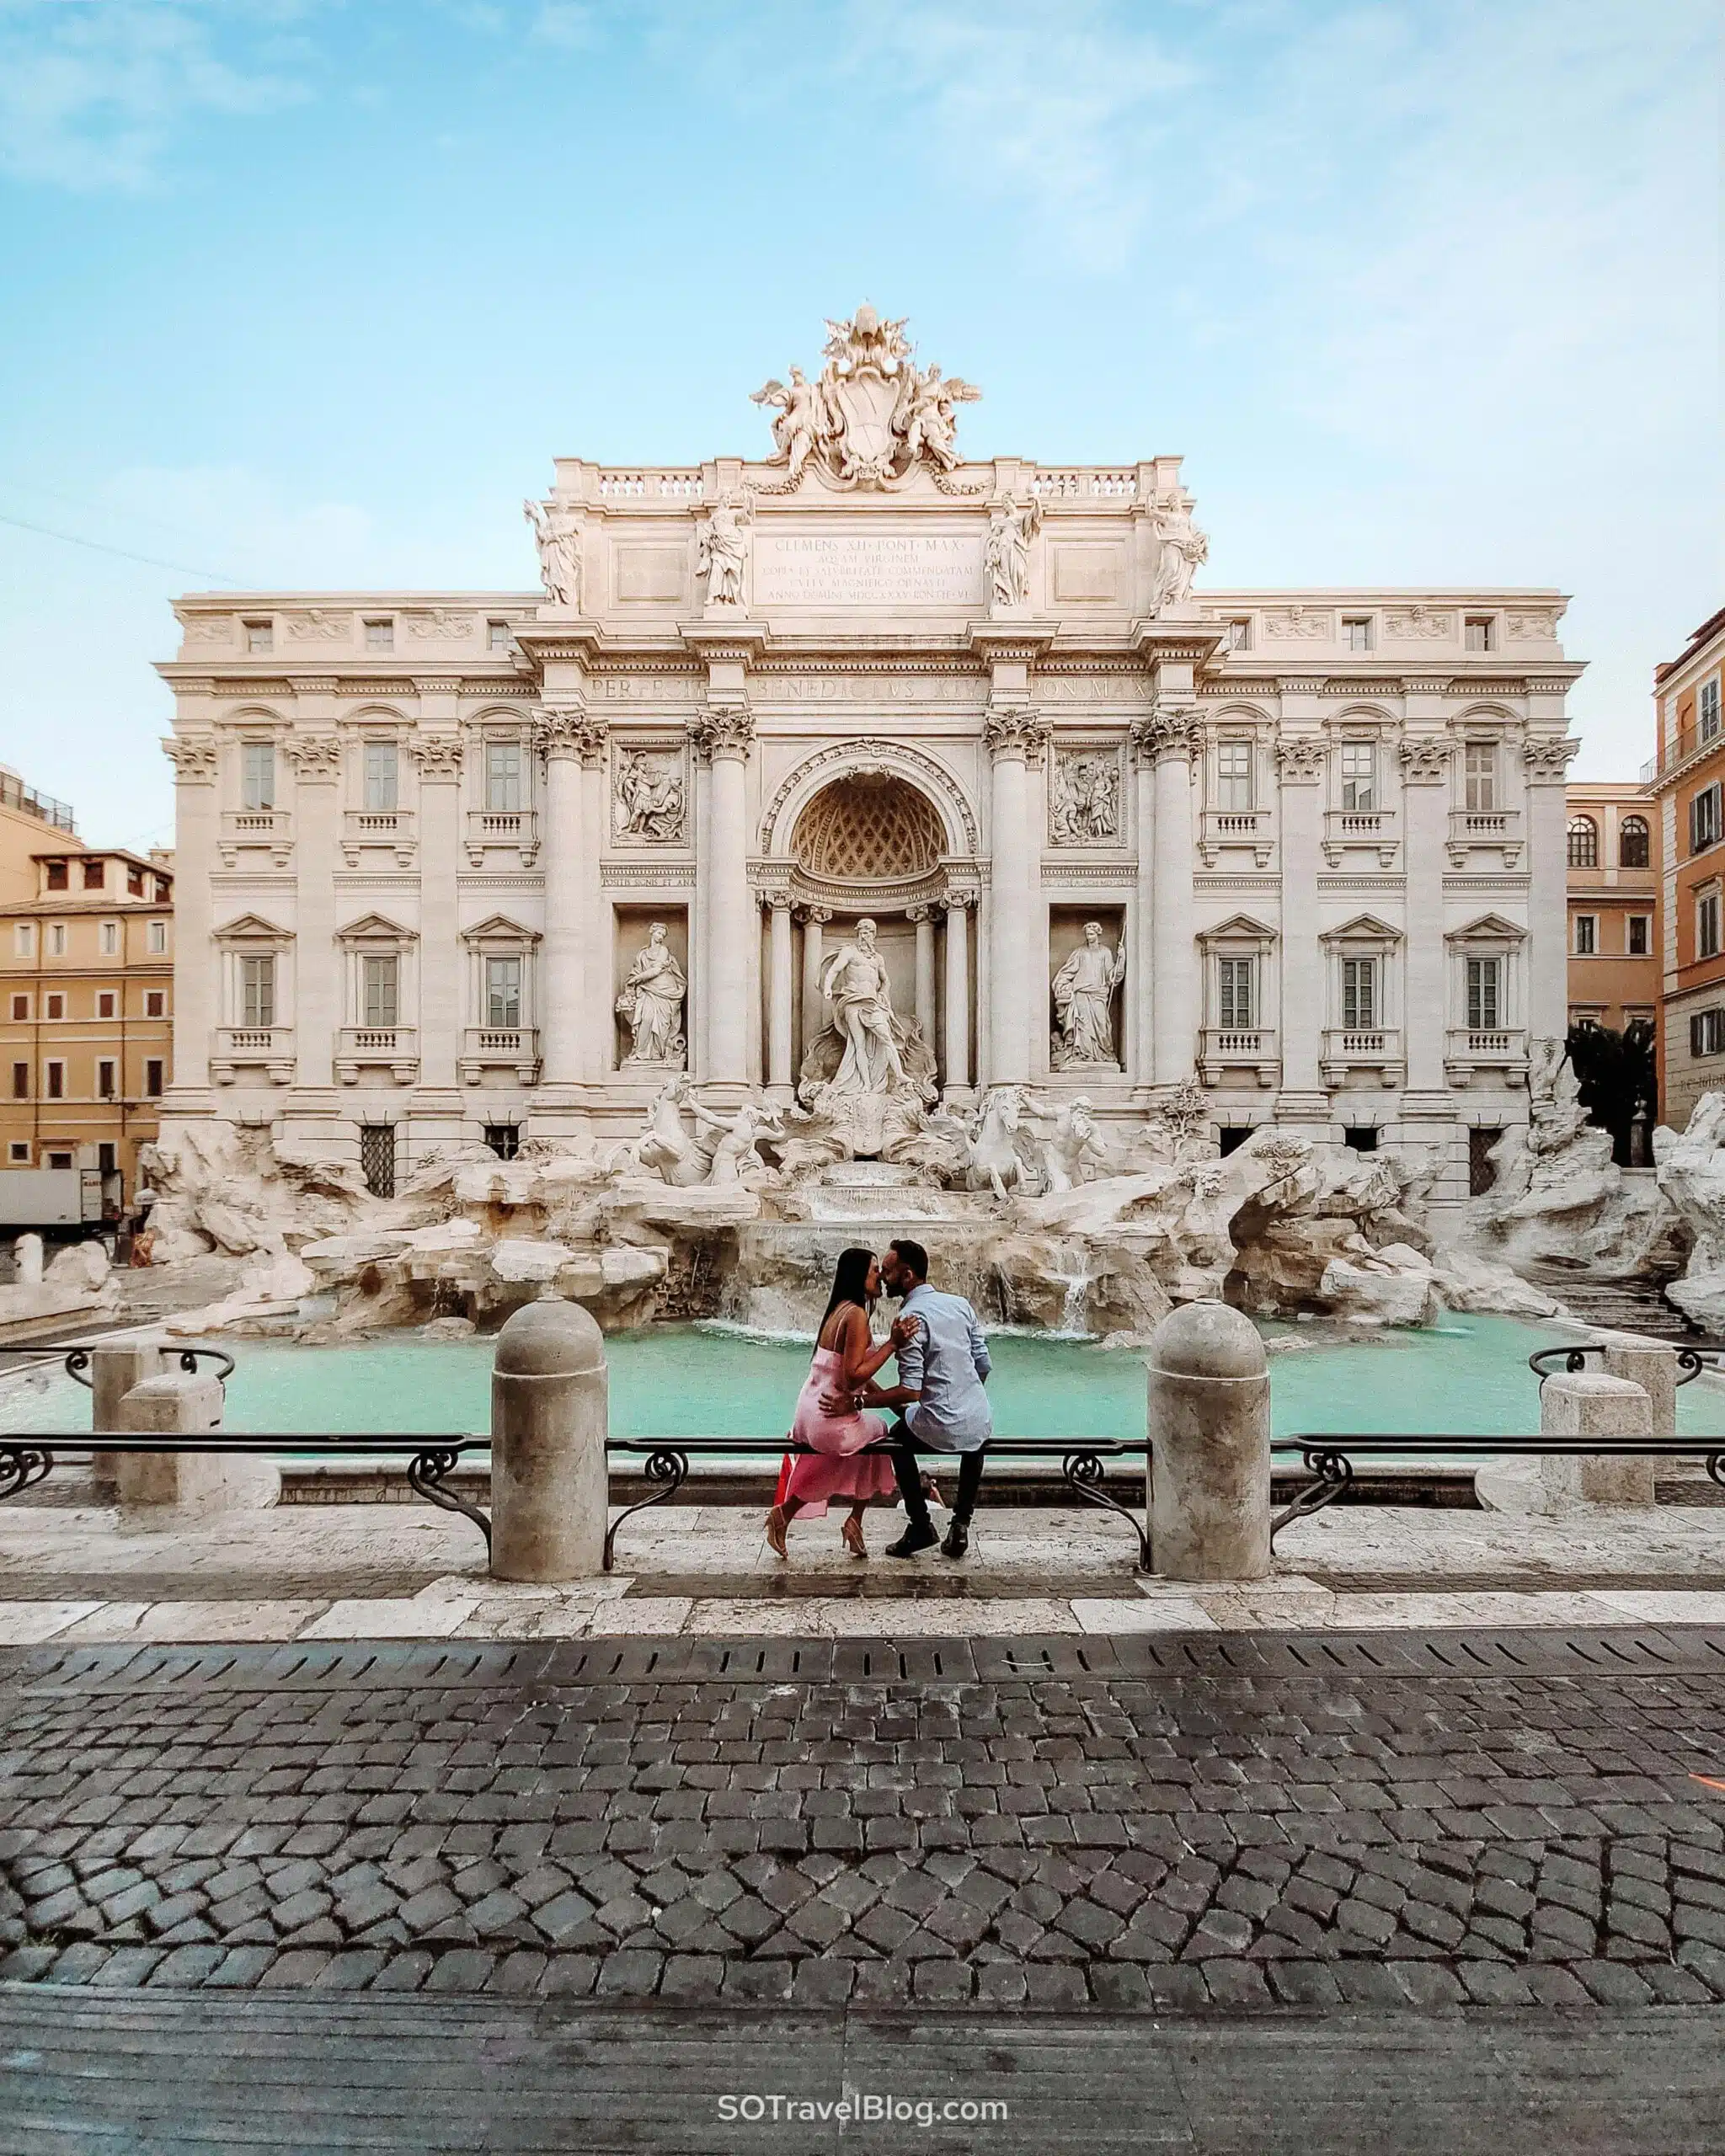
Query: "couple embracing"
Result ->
[[766, 1238, 992, 1563]]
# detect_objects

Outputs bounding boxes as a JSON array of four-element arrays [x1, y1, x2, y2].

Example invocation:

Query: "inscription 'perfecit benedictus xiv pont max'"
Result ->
[[157, 302, 1581, 1216]]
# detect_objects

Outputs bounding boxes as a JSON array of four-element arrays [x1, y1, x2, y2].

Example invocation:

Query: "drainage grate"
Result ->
[[4, 1626, 1724, 1700]]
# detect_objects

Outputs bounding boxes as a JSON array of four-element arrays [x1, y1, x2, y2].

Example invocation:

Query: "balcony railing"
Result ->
[[465, 808, 539, 864], [1199, 808, 1272, 867], [336, 1026, 419, 1085], [1445, 1026, 1528, 1086], [219, 808, 291, 866], [211, 1027, 294, 1085], [1321, 1027, 1404, 1088], [342, 808, 415, 864], [1643, 719, 1725, 785], [0, 771, 76, 833], [1322, 808, 1398, 867], [1446, 808, 1523, 865], [459, 1026, 542, 1086], [1199, 1026, 1279, 1087]]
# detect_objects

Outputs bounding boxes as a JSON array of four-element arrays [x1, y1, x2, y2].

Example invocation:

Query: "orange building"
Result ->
[[1647, 605, 1725, 1129], [0, 763, 80, 902], [0, 845, 174, 1214], [1565, 781, 1658, 1034]]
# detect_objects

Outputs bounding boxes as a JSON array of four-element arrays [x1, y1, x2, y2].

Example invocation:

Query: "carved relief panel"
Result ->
[[611, 739, 690, 846], [1047, 745, 1124, 846]]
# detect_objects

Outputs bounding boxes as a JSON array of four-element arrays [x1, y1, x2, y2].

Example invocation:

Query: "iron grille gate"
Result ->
[[359, 1123, 396, 1198]]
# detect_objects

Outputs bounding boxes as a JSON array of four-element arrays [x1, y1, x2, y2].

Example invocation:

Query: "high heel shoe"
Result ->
[[765, 1504, 789, 1561], [841, 1514, 868, 1560]]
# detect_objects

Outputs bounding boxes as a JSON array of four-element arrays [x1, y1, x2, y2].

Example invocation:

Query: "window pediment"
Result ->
[[337, 911, 416, 947], [1447, 911, 1526, 947], [462, 913, 541, 949], [1322, 913, 1402, 947], [1201, 912, 1277, 947], [214, 912, 291, 946]]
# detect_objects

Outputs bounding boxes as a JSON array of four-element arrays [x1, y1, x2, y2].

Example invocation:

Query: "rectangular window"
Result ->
[[145, 1058, 163, 1097], [484, 740, 523, 811], [1464, 742, 1498, 813], [360, 1124, 396, 1198], [46, 1150, 71, 1171], [7, 1142, 27, 1163], [487, 620, 513, 654], [47, 925, 65, 958], [1218, 957, 1255, 1029], [46, 860, 67, 890], [1694, 782, 1723, 854], [1339, 742, 1375, 812], [1691, 1009, 1725, 1058], [82, 859, 104, 890], [240, 955, 276, 1030], [1343, 616, 1373, 653], [99, 921, 118, 957], [8, 995, 26, 1022], [97, 990, 116, 1018], [45, 1060, 64, 1100], [243, 618, 273, 654], [97, 1059, 115, 1100], [1700, 893, 1721, 960], [1342, 957, 1377, 1029], [126, 864, 144, 895], [1343, 1128, 1378, 1153], [362, 954, 399, 1028], [98, 1143, 116, 1175], [1701, 679, 1722, 742], [1225, 617, 1252, 652], [146, 990, 165, 1017], [13, 923, 33, 957], [485, 956, 522, 1029], [10, 1063, 26, 1101], [45, 993, 63, 1021], [483, 1123, 521, 1161], [1215, 741, 1254, 812], [1466, 956, 1501, 1031], [363, 617, 394, 652], [1464, 615, 1497, 653], [1574, 915, 1596, 956], [148, 920, 166, 954], [241, 741, 275, 812], [362, 739, 399, 811], [1628, 915, 1650, 957]]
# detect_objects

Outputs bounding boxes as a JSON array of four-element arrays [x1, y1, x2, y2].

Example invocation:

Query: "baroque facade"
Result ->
[[158, 307, 1580, 1209]]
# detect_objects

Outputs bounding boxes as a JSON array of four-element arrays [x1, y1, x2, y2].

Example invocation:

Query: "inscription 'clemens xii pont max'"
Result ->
[[753, 533, 981, 608]]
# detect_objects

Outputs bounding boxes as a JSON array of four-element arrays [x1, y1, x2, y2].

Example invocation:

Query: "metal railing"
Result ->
[[0, 770, 76, 833]]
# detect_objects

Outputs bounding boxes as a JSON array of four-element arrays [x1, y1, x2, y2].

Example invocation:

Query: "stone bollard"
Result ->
[[1538, 1371, 1653, 1507], [1146, 1301, 1271, 1581], [16, 1233, 43, 1289], [88, 1338, 164, 1498], [1601, 1341, 1677, 1438], [490, 1300, 608, 1581], [116, 1371, 279, 1526]]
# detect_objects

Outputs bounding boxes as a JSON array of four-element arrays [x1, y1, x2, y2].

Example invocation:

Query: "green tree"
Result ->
[[1565, 1019, 1658, 1166]]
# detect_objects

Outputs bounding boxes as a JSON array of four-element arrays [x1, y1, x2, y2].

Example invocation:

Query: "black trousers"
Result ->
[[890, 1420, 985, 1530]]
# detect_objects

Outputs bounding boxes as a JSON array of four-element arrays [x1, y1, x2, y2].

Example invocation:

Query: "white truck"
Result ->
[[0, 1168, 105, 1230]]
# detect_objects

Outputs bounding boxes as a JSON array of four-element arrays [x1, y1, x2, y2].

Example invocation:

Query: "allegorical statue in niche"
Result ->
[[615, 750, 685, 842], [522, 499, 581, 610], [697, 497, 751, 609], [820, 918, 907, 1094], [1050, 752, 1119, 843], [615, 923, 686, 1066], [1151, 491, 1208, 615], [1051, 921, 1127, 1069], [983, 494, 1040, 611]]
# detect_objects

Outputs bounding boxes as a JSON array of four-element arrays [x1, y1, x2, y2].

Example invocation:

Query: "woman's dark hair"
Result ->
[[821, 1246, 876, 1329]]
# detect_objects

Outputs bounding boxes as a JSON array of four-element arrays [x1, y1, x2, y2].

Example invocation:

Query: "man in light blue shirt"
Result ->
[[839, 1236, 992, 1560]]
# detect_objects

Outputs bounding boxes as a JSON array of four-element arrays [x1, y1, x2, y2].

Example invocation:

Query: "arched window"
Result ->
[[1567, 815, 1599, 868], [1619, 814, 1650, 868]]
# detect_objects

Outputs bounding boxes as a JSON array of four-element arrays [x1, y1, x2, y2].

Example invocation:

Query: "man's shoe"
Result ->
[[941, 1520, 969, 1561], [885, 1524, 939, 1559]]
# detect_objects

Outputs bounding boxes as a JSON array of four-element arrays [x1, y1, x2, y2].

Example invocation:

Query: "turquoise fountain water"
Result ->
[[6, 1315, 1725, 1442]]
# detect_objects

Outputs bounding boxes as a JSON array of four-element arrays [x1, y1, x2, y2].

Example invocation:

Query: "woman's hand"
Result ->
[[889, 1315, 922, 1350], [819, 1385, 859, 1417]]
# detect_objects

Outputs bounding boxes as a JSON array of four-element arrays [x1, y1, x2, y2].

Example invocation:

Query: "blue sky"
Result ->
[[0, 0, 1717, 851]]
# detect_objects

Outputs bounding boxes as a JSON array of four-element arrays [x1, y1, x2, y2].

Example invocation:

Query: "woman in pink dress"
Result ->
[[766, 1247, 911, 1561]]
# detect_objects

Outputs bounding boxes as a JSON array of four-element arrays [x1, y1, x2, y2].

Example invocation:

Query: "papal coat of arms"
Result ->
[[751, 305, 981, 490]]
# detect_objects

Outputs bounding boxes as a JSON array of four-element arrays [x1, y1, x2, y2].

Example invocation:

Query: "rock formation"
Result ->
[[1654, 1091, 1725, 1330]]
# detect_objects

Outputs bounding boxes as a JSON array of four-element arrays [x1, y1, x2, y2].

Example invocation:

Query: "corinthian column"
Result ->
[[1129, 722, 1157, 1087], [942, 893, 972, 1097], [161, 731, 218, 1115], [1149, 702, 1199, 1086], [799, 906, 830, 1074], [766, 894, 794, 1097], [909, 905, 937, 1045], [408, 727, 467, 1144], [1523, 734, 1579, 1042], [701, 706, 754, 1087], [534, 706, 593, 1096], [984, 709, 1047, 1085]]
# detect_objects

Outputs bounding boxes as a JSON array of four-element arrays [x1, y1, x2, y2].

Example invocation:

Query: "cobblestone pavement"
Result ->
[[3, 1631, 1725, 2013]]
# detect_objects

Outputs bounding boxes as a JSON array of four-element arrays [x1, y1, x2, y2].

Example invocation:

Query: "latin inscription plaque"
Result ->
[[754, 533, 982, 608]]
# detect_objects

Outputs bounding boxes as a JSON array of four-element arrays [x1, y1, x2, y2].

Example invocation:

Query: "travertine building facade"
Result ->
[[158, 309, 1580, 1209]]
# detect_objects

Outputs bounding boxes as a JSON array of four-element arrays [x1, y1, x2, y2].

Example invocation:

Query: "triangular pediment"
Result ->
[[213, 912, 291, 942], [1202, 911, 1278, 942], [461, 913, 541, 946], [336, 910, 415, 943], [1322, 913, 1403, 945], [1447, 911, 1527, 943]]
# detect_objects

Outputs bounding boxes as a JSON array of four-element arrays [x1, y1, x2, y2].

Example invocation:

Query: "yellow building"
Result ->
[[1, 844, 174, 1214], [0, 763, 81, 903]]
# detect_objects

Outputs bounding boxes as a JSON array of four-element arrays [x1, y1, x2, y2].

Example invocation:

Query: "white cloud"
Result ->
[[531, 3, 596, 51], [94, 466, 378, 587], [0, 0, 312, 189]]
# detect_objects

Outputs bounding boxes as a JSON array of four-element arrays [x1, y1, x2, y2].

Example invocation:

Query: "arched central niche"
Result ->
[[791, 773, 945, 884]]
